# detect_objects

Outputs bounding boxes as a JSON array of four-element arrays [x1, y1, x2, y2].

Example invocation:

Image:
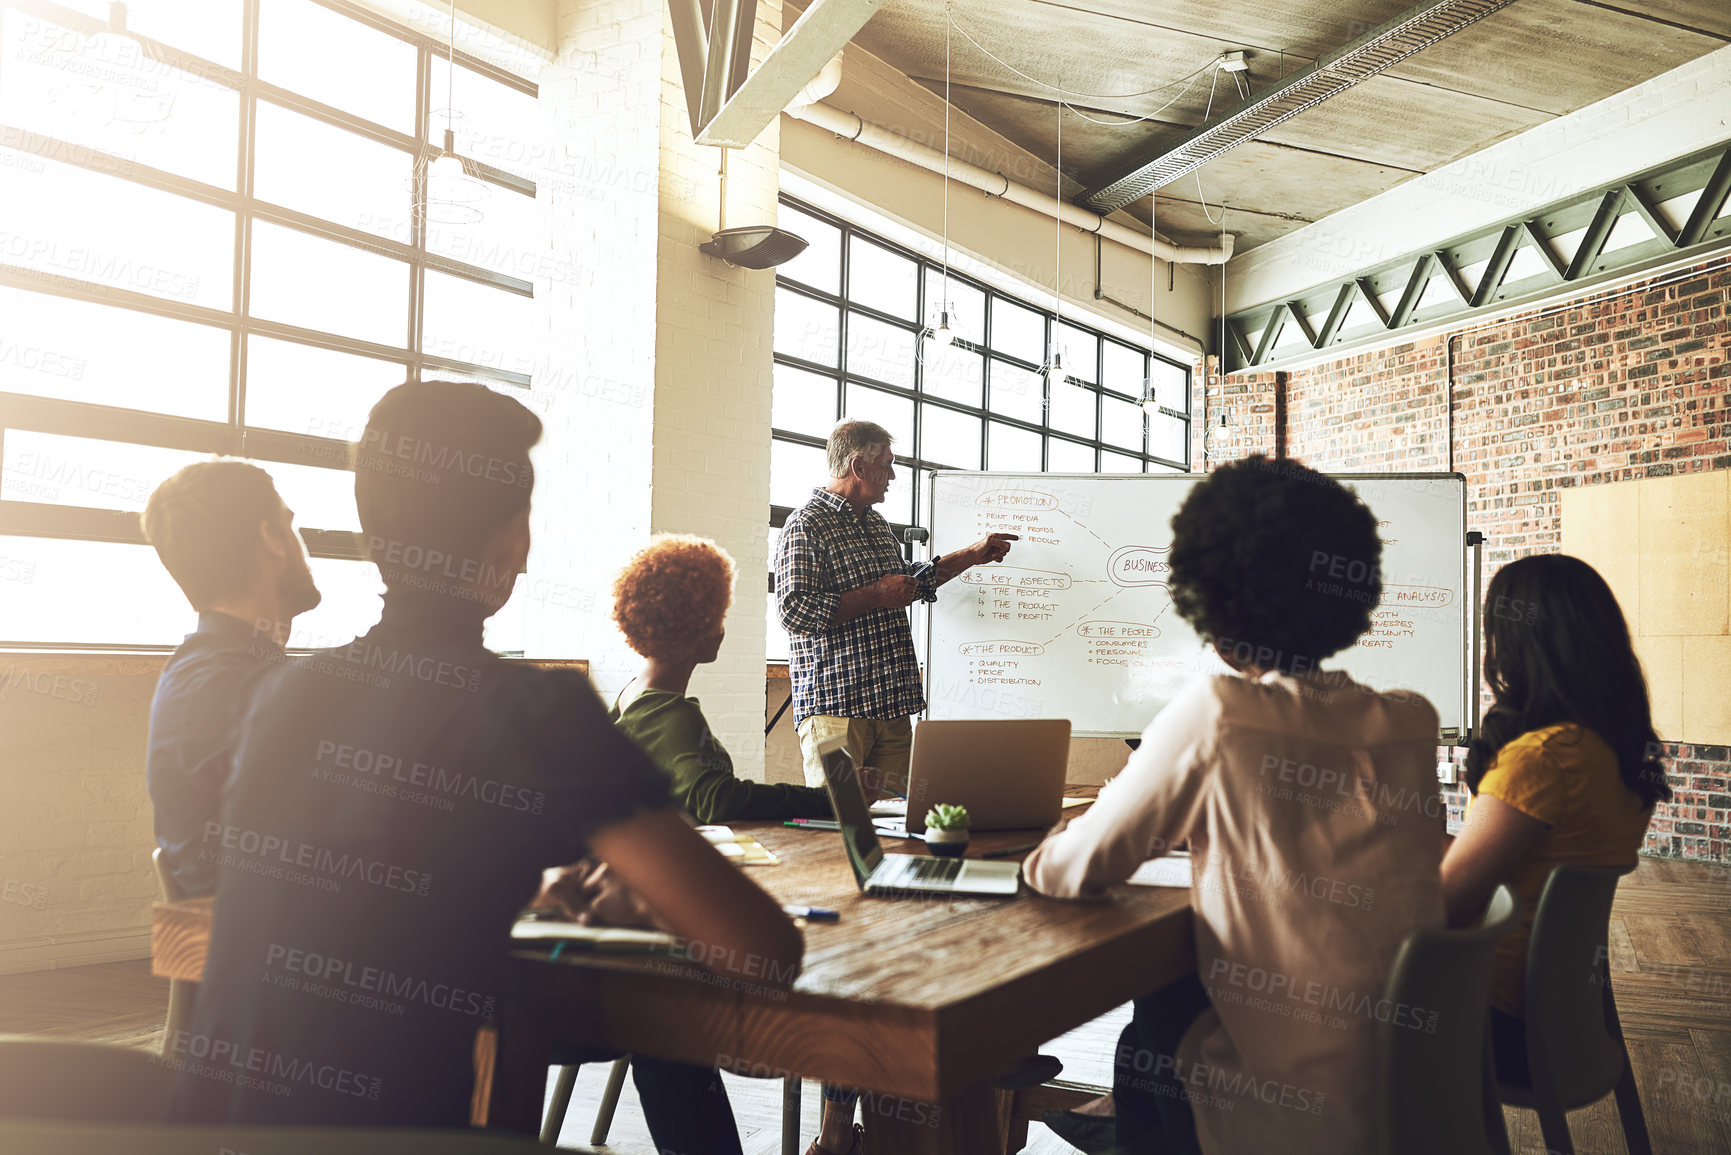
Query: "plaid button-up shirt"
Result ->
[[774, 488, 938, 725]]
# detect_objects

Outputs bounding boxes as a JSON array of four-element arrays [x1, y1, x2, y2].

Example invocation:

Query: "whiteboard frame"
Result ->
[[924, 469, 1470, 741]]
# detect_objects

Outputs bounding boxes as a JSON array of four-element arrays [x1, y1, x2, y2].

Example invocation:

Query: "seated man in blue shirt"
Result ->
[[142, 460, 323, 899], [168, 381, 801, 1150]]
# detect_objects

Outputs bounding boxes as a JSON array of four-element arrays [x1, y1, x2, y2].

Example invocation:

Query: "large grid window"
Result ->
[[0, 0, 538, 649], [768, 195, 1191, 656]]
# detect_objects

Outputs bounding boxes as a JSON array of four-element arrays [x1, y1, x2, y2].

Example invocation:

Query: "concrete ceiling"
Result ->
[[823, 0, 1731, 253]]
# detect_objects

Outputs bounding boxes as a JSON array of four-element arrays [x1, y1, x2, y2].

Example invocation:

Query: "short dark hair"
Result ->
[[142, 460, 285, 612], [1168, 455, 1381, 673], [353, 380, 542, 592]]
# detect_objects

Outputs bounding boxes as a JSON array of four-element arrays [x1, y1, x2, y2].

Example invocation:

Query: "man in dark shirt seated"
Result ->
[[167, 381, 802, 1151], [142, 460, 323, 899]]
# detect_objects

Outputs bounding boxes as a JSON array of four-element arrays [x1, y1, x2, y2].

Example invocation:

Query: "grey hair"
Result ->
[[827, 420, 893, 478]]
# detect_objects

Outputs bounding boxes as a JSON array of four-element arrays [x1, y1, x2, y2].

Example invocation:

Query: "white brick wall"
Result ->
[[648, 0, 781, 782]]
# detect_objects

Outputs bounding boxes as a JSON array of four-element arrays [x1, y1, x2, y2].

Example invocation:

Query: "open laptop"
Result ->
[[895, 718, 1072, 834], [817, 736, 1020, 898]]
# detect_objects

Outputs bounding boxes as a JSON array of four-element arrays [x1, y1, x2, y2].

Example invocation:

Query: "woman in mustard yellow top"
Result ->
[[1441, 553, 1670, 1083]]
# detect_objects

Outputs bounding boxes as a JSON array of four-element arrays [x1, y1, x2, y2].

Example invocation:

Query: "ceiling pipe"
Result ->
[[783, 99, 1234, 266]]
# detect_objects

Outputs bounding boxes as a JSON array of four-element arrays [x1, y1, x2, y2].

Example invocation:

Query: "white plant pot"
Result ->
[[925, 827, 970, 857]]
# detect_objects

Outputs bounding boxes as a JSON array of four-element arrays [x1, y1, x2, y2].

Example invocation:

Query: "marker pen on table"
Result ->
[[781, 904, 840, 922]]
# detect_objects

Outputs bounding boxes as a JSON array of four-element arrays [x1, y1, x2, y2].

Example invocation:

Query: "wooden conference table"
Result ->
[[152, 818, 1195, 1155], [487, 820, 1194, 1153]]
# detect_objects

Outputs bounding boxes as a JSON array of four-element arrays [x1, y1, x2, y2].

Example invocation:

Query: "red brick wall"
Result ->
[[1232, 255, 1731, 859]]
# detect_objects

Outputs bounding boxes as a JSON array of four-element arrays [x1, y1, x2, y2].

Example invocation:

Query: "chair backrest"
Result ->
[[151, 846, 185, 903], [0, 1037, 174, 1122], [0, 1118, 538, 1154], [1373, 886, 1520, 1155], [1522, 863, 1634, 1107]]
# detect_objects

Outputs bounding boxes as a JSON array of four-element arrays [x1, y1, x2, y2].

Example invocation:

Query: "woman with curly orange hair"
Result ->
[[612, 535, 831, 823]]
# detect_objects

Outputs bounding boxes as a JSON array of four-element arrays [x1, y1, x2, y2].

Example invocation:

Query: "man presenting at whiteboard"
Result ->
[[775, 419, 1017, 795]]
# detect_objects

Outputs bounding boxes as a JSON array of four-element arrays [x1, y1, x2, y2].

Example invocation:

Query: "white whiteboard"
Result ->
[[925, 471, 1467, 738]]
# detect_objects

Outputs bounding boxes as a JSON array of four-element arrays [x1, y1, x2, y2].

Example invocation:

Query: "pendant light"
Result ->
[[1043, 96, 1066, 391], [419, 2, 488, 226], [923, 9, 956, 355], [1141, 192, 1163, 417]]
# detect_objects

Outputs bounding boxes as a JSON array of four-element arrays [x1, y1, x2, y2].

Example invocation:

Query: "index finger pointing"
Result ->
[[994, 533, 1021, 541]]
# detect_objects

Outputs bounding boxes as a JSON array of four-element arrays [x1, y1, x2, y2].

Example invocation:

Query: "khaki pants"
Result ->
[[796, 714, 913, 794]]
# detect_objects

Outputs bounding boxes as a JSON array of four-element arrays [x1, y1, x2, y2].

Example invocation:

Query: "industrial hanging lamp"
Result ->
[[921, 8, 957, 358], [419, 2, 488, 225], [1043, 96, 1067, 391]]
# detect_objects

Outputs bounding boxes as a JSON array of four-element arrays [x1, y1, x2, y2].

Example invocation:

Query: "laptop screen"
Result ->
[[818, 742, 884, 886]]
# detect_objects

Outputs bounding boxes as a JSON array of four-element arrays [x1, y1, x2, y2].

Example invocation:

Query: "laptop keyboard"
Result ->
[[881, 856, 965, 886]]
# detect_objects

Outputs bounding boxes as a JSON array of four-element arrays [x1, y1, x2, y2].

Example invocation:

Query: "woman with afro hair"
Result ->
[[1025, 456, 1445, 1155], [611, 534, 831, 823]]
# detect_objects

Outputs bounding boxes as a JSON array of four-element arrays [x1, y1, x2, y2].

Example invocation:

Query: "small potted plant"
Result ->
[[924, 804, 970, 858]]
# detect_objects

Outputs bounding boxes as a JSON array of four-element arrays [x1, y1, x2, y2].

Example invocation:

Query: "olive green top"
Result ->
[[610, 687, 832, 824]]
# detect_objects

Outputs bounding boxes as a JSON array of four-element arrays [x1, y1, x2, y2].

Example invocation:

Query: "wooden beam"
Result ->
[[696, 0, 882, 147]]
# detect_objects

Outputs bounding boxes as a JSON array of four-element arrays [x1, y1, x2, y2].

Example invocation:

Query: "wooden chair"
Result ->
[[540, 1056, 801, 1153], [1496, 864, 1652, 1155], [150, 848, 199, 1048], [1372, 885, 1520, 1155], [0, 1036, 174, 1122]]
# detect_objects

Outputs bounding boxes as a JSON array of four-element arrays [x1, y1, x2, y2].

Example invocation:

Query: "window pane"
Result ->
[[286, 557, 384, 650], [245, 336, 407, 441], [1102, 393, 1147, 451], [73, 0, 246, 70], [422, 272, 535, 377], [843, 383, 913, 451], [847, 236, 916, 320], [1151, 412, 1188, 464], [423, 186, 541, 280], [777, 204, 840, 295], [0, 287, 229, 419], [1, 147, 234, 310], [2, 430, 198, 513], [881, 462, 914, 527], [989, 359, 1044, 426], [1047, 437, 1096, 473], [923, 270, 983, 344], [919, 340, 981, 407], [257, 0, 417, 131], [772, 364, 837, 438], [919, 403, 981, 470], [256, 461, 360, 533], [1, 11, 240, 189], [774, 288, 838, 366], [990, 297, 1044, 364], [770, 438, 826, 510], [253, 101, 414, 237], [249, 221, 408, 346], [1101, 449, 1144, 474], [428, 57, 538, 181], [0, 537, 189, 644], [844, 311, 915, 390], [1048, 381, 1097, 440], [1152, 359, 1190, 415], [987, 421, 1041, 472], [1103, 340, 1146, 395], [1054, 323, 1098, 382]]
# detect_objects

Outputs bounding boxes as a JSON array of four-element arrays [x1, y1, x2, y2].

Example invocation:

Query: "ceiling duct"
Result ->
[[1081, 0, 1520, 216]]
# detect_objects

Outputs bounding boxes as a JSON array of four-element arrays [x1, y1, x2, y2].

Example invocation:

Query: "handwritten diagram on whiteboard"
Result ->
[[925, 472, 1467, 738]]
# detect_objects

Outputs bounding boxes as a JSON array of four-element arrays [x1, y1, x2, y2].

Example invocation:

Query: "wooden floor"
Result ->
[[2, 856, 1728, 1153]]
